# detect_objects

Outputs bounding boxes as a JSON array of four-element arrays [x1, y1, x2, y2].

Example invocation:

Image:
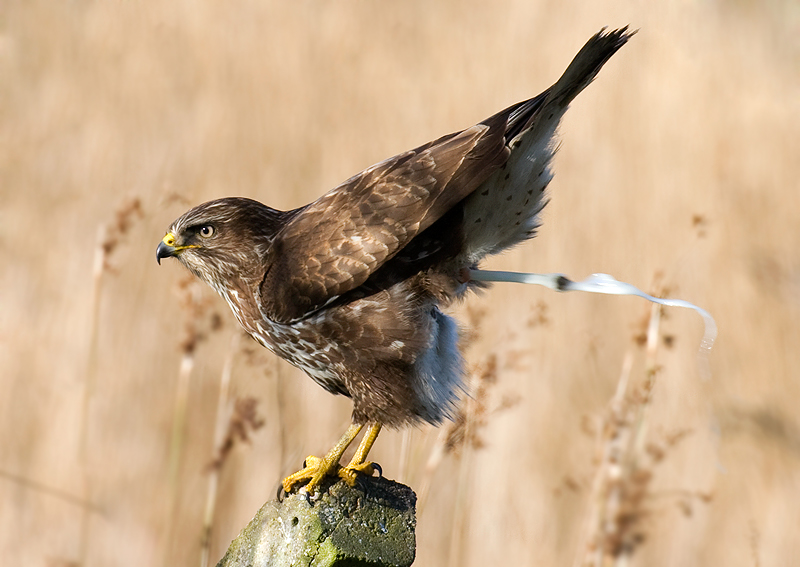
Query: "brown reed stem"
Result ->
[[77, 223, 108, 565], [576, 302, 663, 567], [0, 469, 101, 512], [447, 371, 478, 567], [77, 199, 143, 564], [200, 331, 241, 567], [162, 351, 195, 567]]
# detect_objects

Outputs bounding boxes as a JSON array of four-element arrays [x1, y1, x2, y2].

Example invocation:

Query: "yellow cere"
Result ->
[[162, 232, 199, 251]]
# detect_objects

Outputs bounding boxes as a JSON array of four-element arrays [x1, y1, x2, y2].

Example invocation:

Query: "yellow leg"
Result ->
[[282, 423, 363, 495], [339, 423, 382, 485], [281, 422, 385, 495]]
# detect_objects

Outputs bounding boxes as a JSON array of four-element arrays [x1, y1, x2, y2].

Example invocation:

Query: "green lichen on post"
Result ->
[[215, 476, 416, 567]]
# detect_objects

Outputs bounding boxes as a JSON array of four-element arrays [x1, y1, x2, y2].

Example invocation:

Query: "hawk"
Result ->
[[157, 28, 633, 495]]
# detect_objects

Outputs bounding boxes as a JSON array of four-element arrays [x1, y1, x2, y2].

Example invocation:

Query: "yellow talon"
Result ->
[[338, 422, 381, 485], [281, 422, 383, 495], [338, 461, 376, 486], [281, 455, 327, 494]]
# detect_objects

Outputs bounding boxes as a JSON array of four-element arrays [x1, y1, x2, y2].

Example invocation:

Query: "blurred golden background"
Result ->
[[2, 1, 799, 566]]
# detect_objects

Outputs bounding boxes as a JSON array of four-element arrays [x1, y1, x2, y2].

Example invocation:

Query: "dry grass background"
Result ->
[[2, 1, 799, 566]]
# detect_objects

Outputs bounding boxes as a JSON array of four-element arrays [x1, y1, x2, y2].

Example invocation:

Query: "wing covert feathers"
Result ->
[[262, 122, 509, 322]]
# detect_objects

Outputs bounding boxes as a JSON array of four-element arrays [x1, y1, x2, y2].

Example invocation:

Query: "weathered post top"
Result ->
[[216, 477, 417, 567]]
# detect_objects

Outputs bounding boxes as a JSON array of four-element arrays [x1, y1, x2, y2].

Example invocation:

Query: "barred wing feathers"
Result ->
[[260, 115, 515, 323]]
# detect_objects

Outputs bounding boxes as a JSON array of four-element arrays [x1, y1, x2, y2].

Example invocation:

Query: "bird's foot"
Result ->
[[337, 460, 377, 486], [279, 422, 384, 497], [281, 455, 331, 495], [281, 455, 378, 496]]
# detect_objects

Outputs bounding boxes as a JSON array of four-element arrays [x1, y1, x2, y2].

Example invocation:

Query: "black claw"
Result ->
[[277, 484, 286, 502], [372, 462, 382, 478]]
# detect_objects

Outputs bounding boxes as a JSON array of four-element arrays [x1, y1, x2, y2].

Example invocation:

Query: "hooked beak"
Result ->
[[156, 233, 178, 265]]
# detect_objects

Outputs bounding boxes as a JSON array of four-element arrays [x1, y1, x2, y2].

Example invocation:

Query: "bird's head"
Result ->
[[156, 197, 288, 293]]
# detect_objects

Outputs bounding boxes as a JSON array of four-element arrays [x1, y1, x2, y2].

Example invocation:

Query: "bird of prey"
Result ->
[[157, 27, 634, 495]]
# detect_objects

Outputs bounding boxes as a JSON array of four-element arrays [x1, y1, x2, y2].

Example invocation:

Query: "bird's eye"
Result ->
[[199, 225, 215, 238]]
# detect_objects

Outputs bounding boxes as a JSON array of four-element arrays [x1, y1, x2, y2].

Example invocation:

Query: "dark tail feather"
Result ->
[[543, 27, 635, 111], [545, 26, 636, 107], [501, 27, 634, 139]]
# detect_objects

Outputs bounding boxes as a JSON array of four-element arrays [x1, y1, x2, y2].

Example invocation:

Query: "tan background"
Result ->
[[2, 1, 799, 566]]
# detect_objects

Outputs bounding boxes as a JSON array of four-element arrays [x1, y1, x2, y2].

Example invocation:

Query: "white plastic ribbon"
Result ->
[[468, 269, 717, 368]]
